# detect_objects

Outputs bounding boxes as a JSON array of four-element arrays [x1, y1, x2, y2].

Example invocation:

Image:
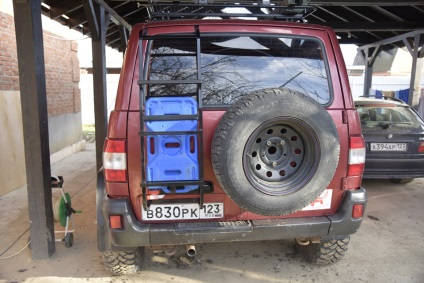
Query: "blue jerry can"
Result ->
[[145, 97, 199, 193]]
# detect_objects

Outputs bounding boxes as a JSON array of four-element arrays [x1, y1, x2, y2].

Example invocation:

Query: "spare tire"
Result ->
[[212, 88, 340, 216]]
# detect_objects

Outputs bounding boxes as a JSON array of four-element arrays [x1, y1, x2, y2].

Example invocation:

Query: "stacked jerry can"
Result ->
[[145, 97, 199, 193]]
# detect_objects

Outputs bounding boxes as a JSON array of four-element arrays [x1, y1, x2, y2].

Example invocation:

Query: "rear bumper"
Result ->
[[98, 183, 367, 251], [364, 157, 424, 179]]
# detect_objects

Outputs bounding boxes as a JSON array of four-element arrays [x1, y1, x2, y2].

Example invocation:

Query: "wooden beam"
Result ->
[[408, 34, 422, 107], [90, 1, 108, 172], [310, 0, 424, 5], [328, 22, 424, 32], [49, 2, 83, 20], [81, 67, 122, 74], [361, 46, 381, 97], [83, 0, 99, 39], [94, 0, 132, 32], [118, 24, 128, 53], [358, 29, 424, 50], [12, 0, 55, 259]]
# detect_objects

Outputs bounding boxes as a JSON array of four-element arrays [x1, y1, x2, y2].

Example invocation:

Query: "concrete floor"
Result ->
[[1, 143, 424, 283]]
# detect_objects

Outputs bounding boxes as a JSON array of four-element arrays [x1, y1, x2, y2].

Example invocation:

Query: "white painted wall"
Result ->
[[349, 75, 424, 98], [0, 91, 26, 196], [80, 74, 120, 125]]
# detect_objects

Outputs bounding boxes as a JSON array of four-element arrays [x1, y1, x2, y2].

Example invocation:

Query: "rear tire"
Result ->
[[390, 178, 414, 184], [295, 237, 350, 265], [102, 248, 144, 275]]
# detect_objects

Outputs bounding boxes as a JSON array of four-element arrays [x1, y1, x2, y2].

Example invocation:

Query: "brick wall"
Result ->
[[0, 10, 80, 116], [0, 11, 19, 91]]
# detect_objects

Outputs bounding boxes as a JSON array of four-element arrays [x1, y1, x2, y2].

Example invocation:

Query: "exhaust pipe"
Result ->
[[186, 244, 196, 257]]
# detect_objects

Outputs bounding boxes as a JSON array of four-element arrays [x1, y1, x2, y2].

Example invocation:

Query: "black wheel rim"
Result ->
[[243, 117, 319, 195]]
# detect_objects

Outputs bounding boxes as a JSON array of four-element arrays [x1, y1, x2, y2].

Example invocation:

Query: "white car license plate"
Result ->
[[142, 202, 224, 221], [370, 143, 407, 151]]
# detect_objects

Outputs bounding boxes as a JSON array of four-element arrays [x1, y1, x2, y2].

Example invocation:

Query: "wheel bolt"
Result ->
[[272, 162, 277, 167], [280, 140, 285, 145], [267, 141, 272, 146]]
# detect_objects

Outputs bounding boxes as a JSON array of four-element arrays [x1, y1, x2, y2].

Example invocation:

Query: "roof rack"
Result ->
[[138, 0, 316, 21]]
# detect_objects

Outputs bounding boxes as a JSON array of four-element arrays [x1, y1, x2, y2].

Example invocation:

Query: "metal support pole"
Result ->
[[362, 49, 372, 96], [406, 34, 423, 108], [84, 0, 109, 171], [361, 46, 380, 97], [13, 0, 55, 259]]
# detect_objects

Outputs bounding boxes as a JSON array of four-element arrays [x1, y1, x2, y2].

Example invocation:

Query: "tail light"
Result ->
[[103, 138, 127, 182], [109, 214, 123, 229], [418, 142, 424, 153], [347, 136, 366, 176], [352, 204, 364, 219]]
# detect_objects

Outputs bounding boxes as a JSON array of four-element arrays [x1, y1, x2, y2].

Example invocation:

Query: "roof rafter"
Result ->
[[40, 0, 424, 50]]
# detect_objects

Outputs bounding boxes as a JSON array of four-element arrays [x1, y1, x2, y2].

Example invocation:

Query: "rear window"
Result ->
[[357, 104, 424, 129], [146, 34, 331, 105]]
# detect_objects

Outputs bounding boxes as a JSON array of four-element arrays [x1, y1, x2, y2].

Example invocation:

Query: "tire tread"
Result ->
[[102, 249, 143, 275], [296, 237, 350, 265], [211, 88, 340, 216]]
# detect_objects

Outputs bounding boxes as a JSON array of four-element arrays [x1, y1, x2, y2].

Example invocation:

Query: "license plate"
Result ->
[[142, 202, 224, 221], [370, 143, 407, 151]]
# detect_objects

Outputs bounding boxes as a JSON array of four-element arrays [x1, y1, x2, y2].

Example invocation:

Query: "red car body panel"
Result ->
[[105, 20, 363, 223]]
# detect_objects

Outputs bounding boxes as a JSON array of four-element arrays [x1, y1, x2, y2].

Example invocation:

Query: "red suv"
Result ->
[[97, 8, 366, 274]]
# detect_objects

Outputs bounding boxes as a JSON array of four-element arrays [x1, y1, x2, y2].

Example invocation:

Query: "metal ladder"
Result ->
[[138, 26, 209, 210]]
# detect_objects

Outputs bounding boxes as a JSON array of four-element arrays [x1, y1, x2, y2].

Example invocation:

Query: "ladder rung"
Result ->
[[142, 180, 204, 187], [146, 182, 213, 196], [139, 27, 204, 209], [138, 80, 201, 85], [143, 114, 199, 121], [146, 93, 197, 99], [140, 130, 202, 136], [151, 53, 197, 57], [140, 34, 199, 40]]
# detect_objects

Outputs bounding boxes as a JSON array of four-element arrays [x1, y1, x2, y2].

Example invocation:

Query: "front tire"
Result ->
[[102, 248, 144, 275], [295, 237, 350, 265]]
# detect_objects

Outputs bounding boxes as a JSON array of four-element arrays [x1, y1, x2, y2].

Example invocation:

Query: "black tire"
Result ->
[[64, 233, 73, 248], [390, 178, 414, 184], [102, 248, 144, 275], [295, 237, 350, 265], [212, 88, 340, 216]]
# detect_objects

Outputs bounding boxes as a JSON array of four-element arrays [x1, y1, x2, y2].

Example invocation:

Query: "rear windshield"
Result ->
[[145, 35, 331, 105], [357, 104, 424, 129]]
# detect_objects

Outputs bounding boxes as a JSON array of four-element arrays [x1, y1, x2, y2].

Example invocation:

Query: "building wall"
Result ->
[[0, 10, 82, 196], [349, 75, 424, 98], [80, 73, 119, 125]]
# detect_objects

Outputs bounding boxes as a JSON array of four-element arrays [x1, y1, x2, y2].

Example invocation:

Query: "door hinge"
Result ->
[[342, 110, 348, 124], [342, 177, 347, 190]]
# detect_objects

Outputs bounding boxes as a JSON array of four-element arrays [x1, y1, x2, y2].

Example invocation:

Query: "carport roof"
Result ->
[[41, 0, 424, 50]]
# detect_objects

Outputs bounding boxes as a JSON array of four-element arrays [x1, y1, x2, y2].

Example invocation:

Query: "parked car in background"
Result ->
[[355, 96, 424, 184]]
